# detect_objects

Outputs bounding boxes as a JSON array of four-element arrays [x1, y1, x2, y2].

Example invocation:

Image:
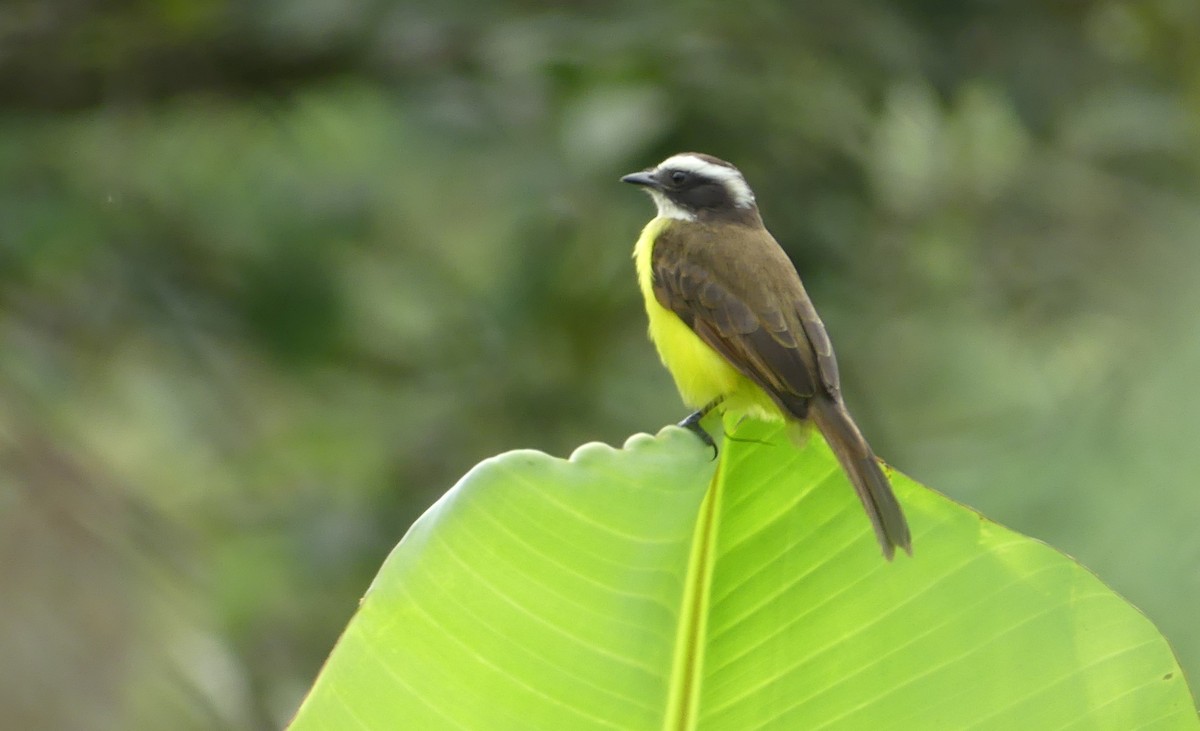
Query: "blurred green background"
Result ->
[[1, 1, 1198, 728]]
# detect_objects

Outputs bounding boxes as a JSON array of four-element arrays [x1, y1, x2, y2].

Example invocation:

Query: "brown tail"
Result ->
[[809, 397, 911, 559]]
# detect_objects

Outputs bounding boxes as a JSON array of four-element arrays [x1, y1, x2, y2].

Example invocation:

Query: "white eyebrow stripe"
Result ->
[[657, 154, 755, 209]]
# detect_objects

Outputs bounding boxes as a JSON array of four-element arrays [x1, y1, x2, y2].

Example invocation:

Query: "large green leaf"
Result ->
[[290, 418, 1198, 729]]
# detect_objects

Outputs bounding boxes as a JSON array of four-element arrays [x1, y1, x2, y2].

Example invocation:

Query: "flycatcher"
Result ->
[[622, 153, 911, 559]]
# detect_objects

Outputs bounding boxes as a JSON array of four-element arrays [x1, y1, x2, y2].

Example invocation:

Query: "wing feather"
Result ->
[[650, 223, 839, 415]]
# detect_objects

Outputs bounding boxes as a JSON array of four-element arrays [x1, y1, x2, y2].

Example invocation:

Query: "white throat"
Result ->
[[649, 190, 697, 221]]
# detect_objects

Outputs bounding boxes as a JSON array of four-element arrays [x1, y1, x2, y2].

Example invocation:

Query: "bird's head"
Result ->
[[621, 153, 758, 222]]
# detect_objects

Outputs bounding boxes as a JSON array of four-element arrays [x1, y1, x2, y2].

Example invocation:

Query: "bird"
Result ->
[[621, 152, 911, 559]]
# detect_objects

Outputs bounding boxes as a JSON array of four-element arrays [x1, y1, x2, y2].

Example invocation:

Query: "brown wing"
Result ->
[[651, 222, 839, 416], [795, 277, 840, 397], [653, 221, 911, 559]]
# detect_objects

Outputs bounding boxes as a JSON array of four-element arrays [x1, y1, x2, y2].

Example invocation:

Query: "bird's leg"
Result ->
[[678, 398, 723, 459]]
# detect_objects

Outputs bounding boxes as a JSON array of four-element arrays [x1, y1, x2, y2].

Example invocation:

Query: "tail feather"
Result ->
[[809, 398, 912, 559]]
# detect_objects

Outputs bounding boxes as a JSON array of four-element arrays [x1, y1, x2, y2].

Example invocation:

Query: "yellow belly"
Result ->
[[633, 218, 783, 422]]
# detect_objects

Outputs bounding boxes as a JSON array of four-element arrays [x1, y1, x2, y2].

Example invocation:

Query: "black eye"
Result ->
[[670, 171, 688, 185]]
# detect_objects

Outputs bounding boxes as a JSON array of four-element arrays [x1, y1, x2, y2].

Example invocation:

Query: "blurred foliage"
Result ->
[[0, 0, 1198, 728]]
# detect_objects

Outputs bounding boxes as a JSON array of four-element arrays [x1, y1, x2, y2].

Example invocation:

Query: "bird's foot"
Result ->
[[678, 408, 718, 460]]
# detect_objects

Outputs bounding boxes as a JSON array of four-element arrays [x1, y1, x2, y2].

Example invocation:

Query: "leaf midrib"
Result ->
[[662, 440, 729, 731]]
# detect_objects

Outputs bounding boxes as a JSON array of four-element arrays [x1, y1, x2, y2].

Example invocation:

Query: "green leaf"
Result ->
[[290, 418, 1198, 730]]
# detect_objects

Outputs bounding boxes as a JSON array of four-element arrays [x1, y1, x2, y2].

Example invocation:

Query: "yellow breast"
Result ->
[[632, 217, 780, 420]]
